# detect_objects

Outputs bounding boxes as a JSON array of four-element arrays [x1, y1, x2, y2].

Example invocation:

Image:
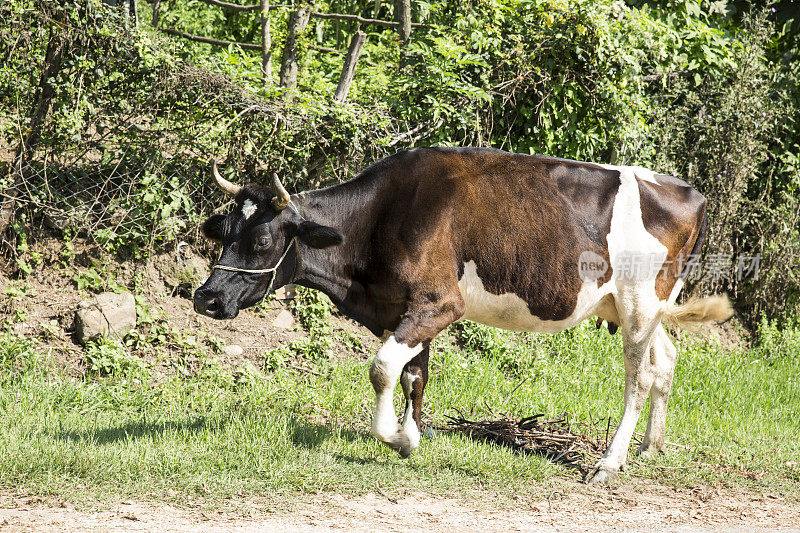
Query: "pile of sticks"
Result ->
[[444, 413, 610, 475]]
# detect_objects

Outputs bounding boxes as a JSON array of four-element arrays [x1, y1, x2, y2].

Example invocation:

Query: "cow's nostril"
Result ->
[[205, 298, 220, 315], [194, 291, 222, 317]]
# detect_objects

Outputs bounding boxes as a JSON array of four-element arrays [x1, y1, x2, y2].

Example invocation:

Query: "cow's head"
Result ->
[[193, 160, 343, 319]]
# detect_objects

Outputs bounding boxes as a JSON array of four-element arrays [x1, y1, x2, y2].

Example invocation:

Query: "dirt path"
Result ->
[[2, 481, 798, 532]]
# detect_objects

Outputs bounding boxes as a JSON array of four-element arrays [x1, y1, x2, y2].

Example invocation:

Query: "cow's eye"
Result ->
[[257, 235, 270, 248]]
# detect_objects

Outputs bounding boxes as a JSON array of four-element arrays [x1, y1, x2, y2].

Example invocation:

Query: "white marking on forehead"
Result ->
[[242, 199, 257, 220], [600, 164, 661, 185]]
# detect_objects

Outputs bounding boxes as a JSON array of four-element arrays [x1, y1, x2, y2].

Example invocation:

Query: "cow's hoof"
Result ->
[[397, 443, 413, 459], [373, 425, 414, 458], [635, 444, 663, 461], [390, 432, 413, 458], [585, 464, 619, 484]]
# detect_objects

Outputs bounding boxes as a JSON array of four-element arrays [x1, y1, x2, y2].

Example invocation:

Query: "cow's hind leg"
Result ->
[[637, 324, 677, 458], [587, 292, 662, 483]]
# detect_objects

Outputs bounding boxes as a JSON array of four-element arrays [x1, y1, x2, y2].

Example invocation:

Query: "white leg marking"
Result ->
[[370, 336, 423, 455]]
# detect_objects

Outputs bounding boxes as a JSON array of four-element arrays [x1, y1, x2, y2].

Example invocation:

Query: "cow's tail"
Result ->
[[662, 295, 733, 330], [660, 201, 733, 330]]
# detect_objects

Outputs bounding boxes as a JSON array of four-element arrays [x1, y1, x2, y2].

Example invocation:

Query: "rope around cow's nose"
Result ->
[[212, 237, 296, 296]]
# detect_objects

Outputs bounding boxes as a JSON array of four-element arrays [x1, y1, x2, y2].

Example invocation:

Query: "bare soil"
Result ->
[[2, 481, 799, 532], [0, 236, 379, 377]]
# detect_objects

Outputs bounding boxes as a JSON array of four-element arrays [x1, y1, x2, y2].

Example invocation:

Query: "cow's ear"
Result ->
[[295, 220, 343, 249], [202, 214, 226, 241]]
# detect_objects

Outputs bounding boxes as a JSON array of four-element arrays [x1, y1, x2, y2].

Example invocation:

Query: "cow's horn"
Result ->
[[211, 159, 242, 197], [271, 172, 290, 210]]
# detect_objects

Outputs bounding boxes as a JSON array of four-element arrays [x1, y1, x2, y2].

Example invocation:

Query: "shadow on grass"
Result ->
[[52, 412, 372, 453], [53, 416, 225, 445], [289, 418, 370, 450]]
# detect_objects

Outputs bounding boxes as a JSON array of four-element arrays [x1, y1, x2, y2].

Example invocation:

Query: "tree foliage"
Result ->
[[1, 0, 798, 324]]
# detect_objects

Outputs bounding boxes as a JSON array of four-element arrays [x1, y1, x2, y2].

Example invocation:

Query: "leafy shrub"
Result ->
[[755, 317, 800, 360], [290, 286, 334, 336], [450, 321, 536, 377]]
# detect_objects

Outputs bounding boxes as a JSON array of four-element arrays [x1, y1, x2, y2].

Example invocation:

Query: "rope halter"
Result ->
[[212, 237, 296, 296]]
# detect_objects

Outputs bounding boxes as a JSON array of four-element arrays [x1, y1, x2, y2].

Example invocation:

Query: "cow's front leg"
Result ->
[[370, 295, 464, 458], [369, 335, 424, 457], [400, 345, 430, 450]]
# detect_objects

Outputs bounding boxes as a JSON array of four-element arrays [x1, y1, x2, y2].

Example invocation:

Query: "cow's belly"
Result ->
[[457, 260, 608, 334]]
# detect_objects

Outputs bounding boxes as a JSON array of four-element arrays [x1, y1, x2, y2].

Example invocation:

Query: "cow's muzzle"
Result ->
[[194, 289, 232, 319]]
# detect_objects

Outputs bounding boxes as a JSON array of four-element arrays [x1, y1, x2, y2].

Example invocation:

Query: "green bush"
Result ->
[[755, 317, 800, 360]]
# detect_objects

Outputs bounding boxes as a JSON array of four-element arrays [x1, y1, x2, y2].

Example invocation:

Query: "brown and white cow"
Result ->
[[193, 147, 732, 483]]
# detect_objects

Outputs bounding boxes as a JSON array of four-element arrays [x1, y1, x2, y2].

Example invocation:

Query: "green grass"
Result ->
[[1, 319, 799, 505]]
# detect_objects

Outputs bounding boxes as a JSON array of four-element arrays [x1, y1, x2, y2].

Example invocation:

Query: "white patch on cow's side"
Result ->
[[370, 336, 423, 445], [457, 261, 613, 334], [600, 163, 661, 185], [242, 199, 257, 220], [605, 165, 669, 290]]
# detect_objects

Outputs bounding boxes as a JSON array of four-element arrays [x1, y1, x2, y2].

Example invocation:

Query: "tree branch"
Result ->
[[193, 0, 294, 12], [160, 28, 262, 50], [310, 11, 427, 28]]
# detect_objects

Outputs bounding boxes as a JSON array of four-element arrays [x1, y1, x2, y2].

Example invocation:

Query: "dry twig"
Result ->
[[443, 412, 609, 475]]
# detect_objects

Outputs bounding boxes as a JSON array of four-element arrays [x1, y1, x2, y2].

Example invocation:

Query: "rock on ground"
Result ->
[[272, 309, 295, 330], [74, 292, 136, 344], [223, 344, 244, 357]]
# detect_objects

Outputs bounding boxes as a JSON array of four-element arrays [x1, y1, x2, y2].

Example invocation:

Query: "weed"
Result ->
[[290, 287, 333, 336], [72, 264, 127, 294], [0, 332, 38, 381], [38, 320, 60, 341], [1, 282, 28, 299], [265, 335, 333, 366], [263, 348, 287, 372], [756, 316, 800, 360], [85, 338, 145, 376]]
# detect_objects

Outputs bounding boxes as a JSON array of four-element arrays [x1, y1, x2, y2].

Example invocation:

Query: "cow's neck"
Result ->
[[289, 180, 388, 336]]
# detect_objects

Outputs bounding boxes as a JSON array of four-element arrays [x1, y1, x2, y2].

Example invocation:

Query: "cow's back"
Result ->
[[359, 147, 704, 331]]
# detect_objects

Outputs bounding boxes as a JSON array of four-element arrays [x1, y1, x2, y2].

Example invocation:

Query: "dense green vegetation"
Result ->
[[1, 0, 799, 321]]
